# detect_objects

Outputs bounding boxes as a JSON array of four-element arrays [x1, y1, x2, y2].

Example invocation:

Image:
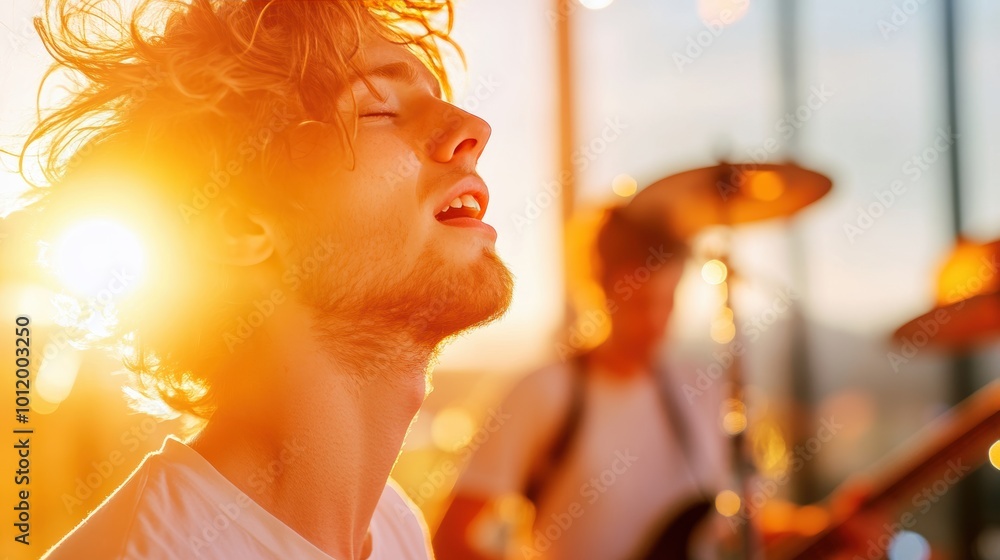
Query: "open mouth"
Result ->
[[436, 194, 483, 223]]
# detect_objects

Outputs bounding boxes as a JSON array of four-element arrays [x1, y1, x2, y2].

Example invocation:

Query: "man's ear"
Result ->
[[200, 202, 276, 267]]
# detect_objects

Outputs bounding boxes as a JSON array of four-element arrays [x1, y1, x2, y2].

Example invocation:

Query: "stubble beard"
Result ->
[[300, 240, 514, 373]]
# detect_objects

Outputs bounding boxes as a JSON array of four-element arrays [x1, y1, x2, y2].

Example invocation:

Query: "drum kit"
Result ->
[[619, 160, 1000, 558], [618, 161, 830, 559], [894, 239, 1000, 349]]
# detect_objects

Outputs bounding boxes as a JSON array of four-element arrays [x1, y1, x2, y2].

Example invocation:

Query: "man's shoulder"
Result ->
[[41, 437, 259, 560], [41, 450, 162, 560], [41, 436, 333, 560], [378, 477, 419, 521], [375, 478, 426, 535], [373, 479, 433, 559]]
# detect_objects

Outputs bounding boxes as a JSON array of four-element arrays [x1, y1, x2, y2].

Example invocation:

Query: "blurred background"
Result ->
[[2, 0, 1000, 558]]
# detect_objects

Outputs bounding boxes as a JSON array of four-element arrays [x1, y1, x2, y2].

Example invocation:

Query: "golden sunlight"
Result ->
[[50, 219, 146, 298]]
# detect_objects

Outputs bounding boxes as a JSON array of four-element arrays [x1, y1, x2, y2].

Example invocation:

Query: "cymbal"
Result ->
[[623, 162, 833, 239], [893, 238, 1000, 349], [894, 293, 1000, 349]]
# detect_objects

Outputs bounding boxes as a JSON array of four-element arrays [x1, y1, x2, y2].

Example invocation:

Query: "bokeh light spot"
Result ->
[[611, 174, 637, 197], [702, 259, 728, 285], [888, 531, 931, 560], [579, 0, 615, 10], [715, 490, 741, 517], [723, 410, 747, 435], [744, 170, 784, 201], [431, 407, 477, 451]]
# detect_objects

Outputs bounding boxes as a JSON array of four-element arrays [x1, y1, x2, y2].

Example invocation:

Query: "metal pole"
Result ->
[[943, 0, 963, 236], [555, 0, 577, 328], [776, 0, 820, 505], [942, 1, 979, 556]]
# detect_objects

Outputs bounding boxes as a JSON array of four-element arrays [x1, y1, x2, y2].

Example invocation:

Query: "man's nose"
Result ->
[[427, 103, 491, 164]]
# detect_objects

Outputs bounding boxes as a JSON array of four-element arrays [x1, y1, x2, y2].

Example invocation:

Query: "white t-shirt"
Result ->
[[537, 366, 727, 560], [41, 436, 433, 560], [458, 361, 728, 560]]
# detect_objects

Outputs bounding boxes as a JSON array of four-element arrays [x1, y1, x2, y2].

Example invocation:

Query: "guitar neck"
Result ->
[[783, 381, 1000, 559]]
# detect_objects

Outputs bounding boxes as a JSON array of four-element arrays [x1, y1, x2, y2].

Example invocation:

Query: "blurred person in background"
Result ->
[[434, 207, 730, 560], [13, 0, 514, 559]]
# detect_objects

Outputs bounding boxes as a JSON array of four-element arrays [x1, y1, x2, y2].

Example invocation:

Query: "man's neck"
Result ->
[[189, 302, 433, 560]]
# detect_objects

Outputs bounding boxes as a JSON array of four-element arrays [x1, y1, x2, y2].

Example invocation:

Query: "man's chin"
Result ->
[[425, 249, 514, 339], [468, 250, 515, 327]]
